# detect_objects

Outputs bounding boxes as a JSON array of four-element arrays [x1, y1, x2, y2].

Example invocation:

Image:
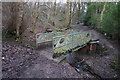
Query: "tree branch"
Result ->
[[39, 4, 52, 10]]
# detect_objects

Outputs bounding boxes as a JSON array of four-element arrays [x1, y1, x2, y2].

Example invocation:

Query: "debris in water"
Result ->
[[90, 44, 92, 51], [2, 57, 5, 60], [74, 61, 90, 72]]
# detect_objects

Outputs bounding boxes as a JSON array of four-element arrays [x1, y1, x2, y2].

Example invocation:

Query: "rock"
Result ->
[[27, 49, 31, 51], [46, 28, 53, 33]]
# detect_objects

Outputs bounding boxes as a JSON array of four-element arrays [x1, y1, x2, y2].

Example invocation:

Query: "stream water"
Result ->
[[66, 52, 102, 78]]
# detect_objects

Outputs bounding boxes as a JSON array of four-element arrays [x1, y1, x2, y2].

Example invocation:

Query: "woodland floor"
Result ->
[[2, 23, 119, 78]]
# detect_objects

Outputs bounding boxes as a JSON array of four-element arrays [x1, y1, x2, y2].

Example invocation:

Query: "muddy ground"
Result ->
[[2, 23, 119, 78], [2, 42, 94, 78]]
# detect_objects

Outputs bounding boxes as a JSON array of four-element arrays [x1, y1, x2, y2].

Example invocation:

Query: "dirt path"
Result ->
[[19, 48, 86, 78], [3, 42, 94, 78]]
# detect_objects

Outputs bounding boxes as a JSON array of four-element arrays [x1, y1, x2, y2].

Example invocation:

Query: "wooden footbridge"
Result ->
[[36, 30, 92, 55]]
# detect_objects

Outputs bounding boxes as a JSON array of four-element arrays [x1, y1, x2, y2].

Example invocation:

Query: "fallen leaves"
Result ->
[[2, 42, 39, 78]]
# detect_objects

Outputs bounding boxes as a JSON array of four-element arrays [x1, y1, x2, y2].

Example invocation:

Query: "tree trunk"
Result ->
[[16, 2, 24, 37], [100, 2, 106, 23], [73, 1, 76, 14], [65, 0, 70, 27], [52, 0, 56, 26], [69, 2, 72, 26], [54, 0, 56, 16], [32, 2, 40, 33], [77, 0, 80, 24], [72, 1, 76, 24]]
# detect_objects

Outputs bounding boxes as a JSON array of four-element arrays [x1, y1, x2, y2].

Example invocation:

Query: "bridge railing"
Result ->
[[36, 32, 66, 46], [53, 32, 91, 54], [36, 31, 91, 54]]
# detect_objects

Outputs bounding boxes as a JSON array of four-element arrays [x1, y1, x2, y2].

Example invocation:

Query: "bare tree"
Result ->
[[16, 2, 24, 37], [54, 0, 56, 16], [69, 2, 72, 25], [31, 2, 40, 33], [77, 0, 81, 24], [65, 0, 70, 27], [100, 2, 106, 23]]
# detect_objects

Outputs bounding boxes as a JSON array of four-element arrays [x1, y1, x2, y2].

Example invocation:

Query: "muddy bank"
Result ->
[[65, 39, 118, 78], [2, 42, 93, 78], [2, 42, 39, 78]]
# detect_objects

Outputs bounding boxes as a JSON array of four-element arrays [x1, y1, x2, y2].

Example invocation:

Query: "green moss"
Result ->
[[56, 28, 68, 32], [53, 32, 91, 54]]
